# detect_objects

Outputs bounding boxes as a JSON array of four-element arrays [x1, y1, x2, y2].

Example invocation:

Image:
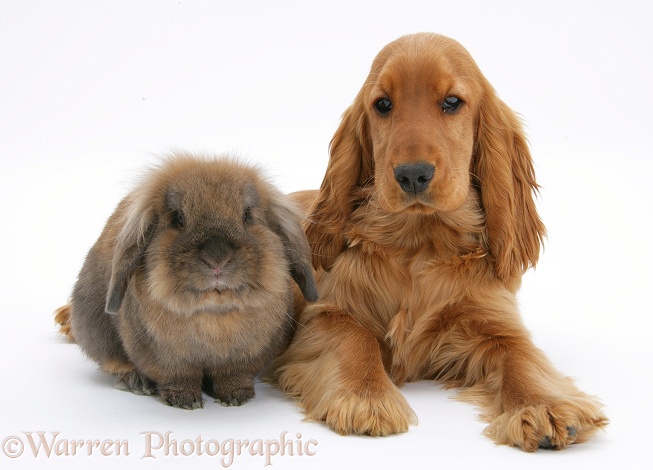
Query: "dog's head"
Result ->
[[308, 33, 545, 280], [364, 34, 481, 214]]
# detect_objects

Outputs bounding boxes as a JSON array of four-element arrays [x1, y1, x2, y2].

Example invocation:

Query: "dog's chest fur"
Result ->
[[321, 193, 494, 341]]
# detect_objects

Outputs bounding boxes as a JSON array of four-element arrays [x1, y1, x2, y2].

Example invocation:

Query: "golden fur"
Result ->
[[271, 33, 607, 450]]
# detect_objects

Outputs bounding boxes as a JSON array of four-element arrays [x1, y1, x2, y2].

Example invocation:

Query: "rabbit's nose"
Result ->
[[199, 236, 237, 268]]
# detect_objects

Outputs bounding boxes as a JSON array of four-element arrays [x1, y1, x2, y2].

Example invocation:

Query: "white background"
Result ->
[[1, 1, 652, 468]]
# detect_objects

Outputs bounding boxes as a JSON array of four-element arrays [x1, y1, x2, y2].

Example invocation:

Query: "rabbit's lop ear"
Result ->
[[105, 195, 158, 314], [268, 197, 319, 302]]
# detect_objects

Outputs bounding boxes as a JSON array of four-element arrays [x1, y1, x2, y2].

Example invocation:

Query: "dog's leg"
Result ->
[[271, 309, 417, 436], [404, 298, 608, 451], [478, 345, 608, 451]]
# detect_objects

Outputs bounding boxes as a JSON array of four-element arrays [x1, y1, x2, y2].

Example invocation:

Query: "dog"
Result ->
[[271, 33, 607, 451]]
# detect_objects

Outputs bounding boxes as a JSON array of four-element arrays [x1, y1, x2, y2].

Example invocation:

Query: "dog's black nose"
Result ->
[[394, 163, 434, 194]]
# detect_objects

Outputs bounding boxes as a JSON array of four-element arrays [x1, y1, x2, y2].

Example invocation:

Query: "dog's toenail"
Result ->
[[539, 437, 557, 450], [567, 427, 577, 438]]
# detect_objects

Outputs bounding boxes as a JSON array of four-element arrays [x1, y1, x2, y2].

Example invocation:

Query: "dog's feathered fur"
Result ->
[[271, 33, 607, 451]]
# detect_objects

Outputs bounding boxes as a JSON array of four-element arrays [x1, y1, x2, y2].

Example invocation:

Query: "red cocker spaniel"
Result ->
[[272, 33, 607, 451]]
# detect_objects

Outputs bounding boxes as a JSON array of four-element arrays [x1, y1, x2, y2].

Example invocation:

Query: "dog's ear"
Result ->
[[306, 93, 373, 271], [472, 88, 546, 281]]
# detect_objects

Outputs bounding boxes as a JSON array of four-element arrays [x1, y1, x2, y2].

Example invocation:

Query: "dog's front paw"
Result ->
[[485, 397, 607, 451], [314, 385, 417, 437]]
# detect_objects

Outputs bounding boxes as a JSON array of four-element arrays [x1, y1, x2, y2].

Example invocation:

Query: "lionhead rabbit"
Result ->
[[56, 153, 318, 409]]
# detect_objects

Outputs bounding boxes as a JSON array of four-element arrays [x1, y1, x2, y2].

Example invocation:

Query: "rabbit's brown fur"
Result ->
[[57, 153, 317, 409]]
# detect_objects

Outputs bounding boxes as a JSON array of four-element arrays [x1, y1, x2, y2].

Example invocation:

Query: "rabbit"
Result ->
[[55, 152, 318, 409]]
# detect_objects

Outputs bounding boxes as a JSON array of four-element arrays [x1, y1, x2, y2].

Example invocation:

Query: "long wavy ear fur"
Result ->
[[306, 94, 373, 270], [105, 195, 157, 313], [473, 88, 546, 281], [267, 195, 319, 302]]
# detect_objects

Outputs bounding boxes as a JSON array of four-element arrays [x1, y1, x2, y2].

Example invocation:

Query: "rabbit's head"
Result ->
[[105, 154, 318, 317]]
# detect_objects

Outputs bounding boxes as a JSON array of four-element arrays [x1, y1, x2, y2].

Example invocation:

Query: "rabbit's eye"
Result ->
[[171, 210, 185, 229], [243, 207, 253, 224]]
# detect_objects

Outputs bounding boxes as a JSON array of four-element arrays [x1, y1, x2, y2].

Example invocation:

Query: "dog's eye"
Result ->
[[442, 96, 462, 113], [374, 98, 393, 115], [171, 210, 185, 229]]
